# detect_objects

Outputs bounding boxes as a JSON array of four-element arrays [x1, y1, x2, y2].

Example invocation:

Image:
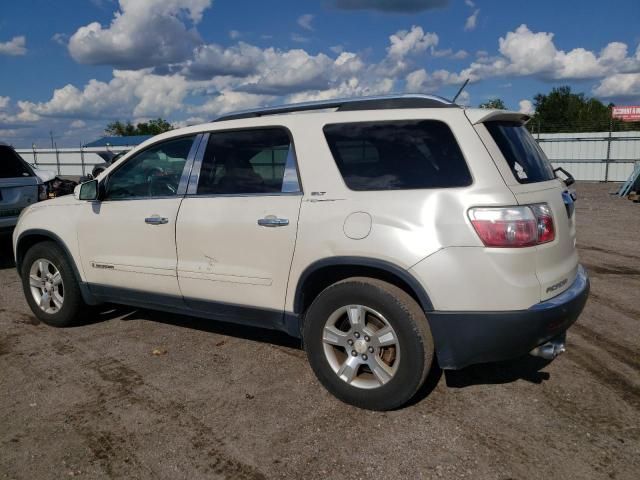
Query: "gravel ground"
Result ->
[[1, 182, 639, 480]]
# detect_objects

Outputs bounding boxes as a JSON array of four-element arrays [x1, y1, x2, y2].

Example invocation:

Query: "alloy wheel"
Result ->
[[322, 304, 401, 389]]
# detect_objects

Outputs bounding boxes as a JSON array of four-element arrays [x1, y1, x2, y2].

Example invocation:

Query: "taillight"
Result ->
[[468, 204, 555, 248]]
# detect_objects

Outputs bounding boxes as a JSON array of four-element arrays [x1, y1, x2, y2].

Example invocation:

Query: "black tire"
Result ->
[[20, 241, 87, 327], [303, 277, 434, 411]]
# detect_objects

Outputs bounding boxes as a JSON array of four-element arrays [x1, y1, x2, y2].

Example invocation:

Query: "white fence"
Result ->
[[536, 131, 640, 182], [15, 146, 132, 177], [16, 131, 640, 181]]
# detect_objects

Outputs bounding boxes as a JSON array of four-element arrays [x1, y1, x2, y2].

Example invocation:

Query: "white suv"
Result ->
[[13, 95, 589, 410]]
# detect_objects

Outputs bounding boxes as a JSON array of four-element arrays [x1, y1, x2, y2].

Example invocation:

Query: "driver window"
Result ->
[[104, 136, 195, 200]]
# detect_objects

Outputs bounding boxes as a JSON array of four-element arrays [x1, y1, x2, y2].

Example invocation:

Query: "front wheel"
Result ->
[[20, 241, 87, 327], [303, 277, 434, 411]]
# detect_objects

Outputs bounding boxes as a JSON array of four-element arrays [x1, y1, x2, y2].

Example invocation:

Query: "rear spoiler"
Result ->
[[464, 109, 531, 125]]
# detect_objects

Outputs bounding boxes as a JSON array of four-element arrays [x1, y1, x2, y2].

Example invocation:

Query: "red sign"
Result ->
[[612, 106, 640, 122]]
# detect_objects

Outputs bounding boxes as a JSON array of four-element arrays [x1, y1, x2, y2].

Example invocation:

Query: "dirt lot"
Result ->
[[1, 182, 639, 480]]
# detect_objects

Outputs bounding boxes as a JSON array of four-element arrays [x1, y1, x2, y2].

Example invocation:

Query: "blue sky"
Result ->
[[1, 0, 639, 147]]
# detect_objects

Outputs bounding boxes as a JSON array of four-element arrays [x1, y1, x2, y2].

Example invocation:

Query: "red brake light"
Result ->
[[531, 204, 555, 244], [469, 204, 555, 248]]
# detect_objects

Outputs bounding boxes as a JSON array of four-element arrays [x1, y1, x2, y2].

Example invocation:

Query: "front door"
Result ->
[[77, 135, 198, 300], [176, 128, 302, 327]]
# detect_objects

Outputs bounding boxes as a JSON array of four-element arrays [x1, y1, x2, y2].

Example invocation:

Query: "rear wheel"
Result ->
[[21, 241, 87, 327], [303, 277, 434, 410]]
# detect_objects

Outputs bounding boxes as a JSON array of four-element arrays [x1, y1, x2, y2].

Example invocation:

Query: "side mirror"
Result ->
[[75, 179, 99, 201]]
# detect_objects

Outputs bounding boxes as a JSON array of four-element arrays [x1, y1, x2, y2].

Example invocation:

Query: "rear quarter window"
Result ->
[[485, 121, 555, 184], [323, 120, 472, 191], [0, 146, 33, 178]]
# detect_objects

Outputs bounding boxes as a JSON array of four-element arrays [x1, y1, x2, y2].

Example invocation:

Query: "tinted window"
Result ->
[[323, 120, 471, 191], [197, 128, 300, 195], [0, 146, 33, 178], [105, 136, 194, 199], [485, 121, 555, 184]]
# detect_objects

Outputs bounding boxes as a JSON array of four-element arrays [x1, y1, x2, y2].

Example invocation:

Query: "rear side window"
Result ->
[[0, 146, 33, 178], [323, 120, 471, 191], [485, 121, 555, 184], [197, 128, 300, 195]]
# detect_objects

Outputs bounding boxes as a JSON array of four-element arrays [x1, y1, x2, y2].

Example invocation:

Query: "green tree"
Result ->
[[529, 86, 619, 133], [479, 98, 506, 110], [105, 118, 173, 136]]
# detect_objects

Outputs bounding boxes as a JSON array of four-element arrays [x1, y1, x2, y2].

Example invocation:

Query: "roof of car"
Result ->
[[212, 94, 458, 122]]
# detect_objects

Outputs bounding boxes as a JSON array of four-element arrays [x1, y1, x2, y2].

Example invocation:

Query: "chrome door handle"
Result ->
[[257, 216, 289, 227], [145, 215, 169, 225]]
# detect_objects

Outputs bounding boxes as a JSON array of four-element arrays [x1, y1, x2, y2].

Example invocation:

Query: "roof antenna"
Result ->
[[452, 78, 470, 103]]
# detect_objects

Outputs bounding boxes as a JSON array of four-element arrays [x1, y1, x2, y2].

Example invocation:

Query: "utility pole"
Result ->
[[49, 130, 54, 149]]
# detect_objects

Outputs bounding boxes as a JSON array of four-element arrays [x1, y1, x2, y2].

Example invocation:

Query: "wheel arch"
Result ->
[[293, 257, 434, 317], [15, 229, 96, 305]]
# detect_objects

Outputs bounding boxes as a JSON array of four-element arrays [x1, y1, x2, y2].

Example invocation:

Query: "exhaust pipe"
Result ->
[[530, 336, 566, 360]]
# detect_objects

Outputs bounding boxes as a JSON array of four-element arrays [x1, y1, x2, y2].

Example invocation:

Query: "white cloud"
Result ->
[[185, 42, 265, 78], [7, 12, 640, 148], [593, 73, 640, 99], [452, 25, 640, 84], [229, 30, 241, 40], [185, 41, 365, 95], [464, 9, 479, 31], [68, 0, 212, 68], [405, 68, 464, 93], [18, 70, 191, 119], [518, 99, 535, 115], [298, 14, 315, 31], [195, 90, 275, 117], [387, 26, 438, 59], [451, 49, 469, 60], [464, 0, 475, 7], [291, 33, 311, 43], [287, 77, 394, 103], [456, 90, 470, 106], [52, 33, 68, 46], [0, 36, 27, 56]]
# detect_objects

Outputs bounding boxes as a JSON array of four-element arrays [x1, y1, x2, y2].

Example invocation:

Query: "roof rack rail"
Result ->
[[213, 94, 456, 122]]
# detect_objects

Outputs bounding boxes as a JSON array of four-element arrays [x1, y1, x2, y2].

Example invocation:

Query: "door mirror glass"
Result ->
[[77, 180, 98, 201]]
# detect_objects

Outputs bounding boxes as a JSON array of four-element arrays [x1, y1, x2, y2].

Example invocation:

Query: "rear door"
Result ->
[[475, 119, 578, 300], [0, 145, 38, 226], [176, 127, 302, 327]]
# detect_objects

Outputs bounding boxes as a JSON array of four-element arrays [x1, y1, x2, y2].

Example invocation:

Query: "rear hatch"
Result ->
[[0, 145, 39, 220], [469, 112, 578, 301]]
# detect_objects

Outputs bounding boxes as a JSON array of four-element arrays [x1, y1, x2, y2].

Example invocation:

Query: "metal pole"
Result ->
[[32, 143, 38, 166], [604, 116, 613, 182], [55, 142, 60, 175], [80, 143, 85, 176]]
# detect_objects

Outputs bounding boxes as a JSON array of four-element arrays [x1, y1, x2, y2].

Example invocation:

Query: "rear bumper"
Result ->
[[428, 265, 590, 369]]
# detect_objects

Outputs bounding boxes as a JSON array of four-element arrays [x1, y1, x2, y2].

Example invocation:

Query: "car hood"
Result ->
[[32, 168, 57, 183]]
